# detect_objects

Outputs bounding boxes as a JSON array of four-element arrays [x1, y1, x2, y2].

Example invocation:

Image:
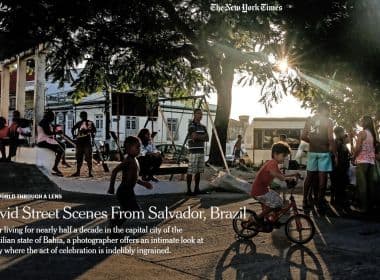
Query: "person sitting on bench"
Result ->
[[137, 128, 162, 182], [37, 110, 64, 176], [0, 117, 10, 162]]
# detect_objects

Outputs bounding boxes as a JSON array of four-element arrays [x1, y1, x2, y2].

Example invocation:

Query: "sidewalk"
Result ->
[[50, 175, 212, 196], [1, 163, 380, 279]]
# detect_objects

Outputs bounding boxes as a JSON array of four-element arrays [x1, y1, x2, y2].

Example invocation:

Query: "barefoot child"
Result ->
[[107, 136, 153, 226], [250, 143, 299, 222]]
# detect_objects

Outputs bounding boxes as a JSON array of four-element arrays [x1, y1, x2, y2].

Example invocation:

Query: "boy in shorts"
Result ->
[[251, 143, 299, 219], [107, 136, 153, 227], [186, 108, 209, 195]]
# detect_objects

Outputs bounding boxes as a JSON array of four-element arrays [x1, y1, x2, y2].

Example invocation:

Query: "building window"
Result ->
[[126, 116, 138, 137], [95, 114, 104, 129], [67, 112, 74, 130], [126, 116, 137, 129], [9, 96, 16, 110], [56, 112, 65, 125], [95, 114, 104, 137], [254, 128, 301, 150], [167, 118, 178, 140]]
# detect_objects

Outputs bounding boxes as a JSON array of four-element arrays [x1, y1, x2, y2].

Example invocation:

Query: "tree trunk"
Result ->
[[208, 62, 234, 166], [105, 90, 111, 140]]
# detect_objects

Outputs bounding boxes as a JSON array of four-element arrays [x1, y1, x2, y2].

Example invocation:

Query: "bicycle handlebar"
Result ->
[[286, 174, 304, 189]]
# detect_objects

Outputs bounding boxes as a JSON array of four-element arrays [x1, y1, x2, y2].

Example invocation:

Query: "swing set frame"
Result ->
[[142, 95, 230, 177], [111, 92, 230, 179]]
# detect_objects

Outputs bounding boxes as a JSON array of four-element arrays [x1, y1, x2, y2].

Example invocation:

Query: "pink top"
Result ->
[[356, 130, 375, 164], [37, 125, 58, 145]]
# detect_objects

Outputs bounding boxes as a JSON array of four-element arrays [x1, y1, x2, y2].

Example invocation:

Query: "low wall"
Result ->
[[8, 146, 56, 173]]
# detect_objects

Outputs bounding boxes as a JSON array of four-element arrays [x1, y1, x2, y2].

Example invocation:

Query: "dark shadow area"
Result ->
[[302, 197, 380, 279], [0, 193, 190, 279], [0, 162, 61, 192], [214, 239, 324, 280], [0, 163, 195, 279], [284, 245, 324, 280]]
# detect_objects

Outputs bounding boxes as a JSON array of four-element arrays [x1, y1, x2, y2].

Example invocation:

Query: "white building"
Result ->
[[46, 84, 216, 152]]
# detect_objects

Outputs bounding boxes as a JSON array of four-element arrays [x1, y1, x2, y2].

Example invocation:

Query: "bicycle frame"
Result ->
[[259, 190, 299, 223]]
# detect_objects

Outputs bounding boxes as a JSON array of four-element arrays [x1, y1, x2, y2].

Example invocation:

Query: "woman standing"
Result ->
[[353, 116, 377, 213]]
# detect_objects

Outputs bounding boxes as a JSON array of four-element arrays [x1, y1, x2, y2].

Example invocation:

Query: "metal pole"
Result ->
[[158, 106, 176, 151], [203, 97, 230, 174]]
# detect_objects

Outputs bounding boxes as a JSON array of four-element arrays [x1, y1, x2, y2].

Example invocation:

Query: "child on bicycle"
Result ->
[[250, 143, 299, 220]]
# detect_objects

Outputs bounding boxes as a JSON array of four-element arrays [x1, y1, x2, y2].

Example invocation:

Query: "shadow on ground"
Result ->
[[0, 163, 195, 279]]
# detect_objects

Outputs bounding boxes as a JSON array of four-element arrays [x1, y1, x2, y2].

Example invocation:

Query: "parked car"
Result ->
[[156, 144, 189, 162]]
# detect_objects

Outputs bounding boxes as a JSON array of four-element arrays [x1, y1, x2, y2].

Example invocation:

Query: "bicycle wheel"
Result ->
[[232, 209, 259, 239], [285, 214, 315, 244]]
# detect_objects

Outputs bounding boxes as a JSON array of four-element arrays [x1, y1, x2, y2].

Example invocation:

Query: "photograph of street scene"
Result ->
[[0, 0, 380, 279]]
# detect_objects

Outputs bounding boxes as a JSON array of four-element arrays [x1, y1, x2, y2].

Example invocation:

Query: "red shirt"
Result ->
[[0, 126, 9, 139], [251, 159, 280, 197]]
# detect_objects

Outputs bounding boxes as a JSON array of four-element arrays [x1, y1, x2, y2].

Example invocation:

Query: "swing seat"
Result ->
[[156, 163, 188, 175]]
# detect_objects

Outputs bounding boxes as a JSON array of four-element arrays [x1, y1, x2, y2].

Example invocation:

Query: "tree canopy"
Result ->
[[1, 0, 287, 164], [280, 0, 380, 128], [1, 0, 380, 163]]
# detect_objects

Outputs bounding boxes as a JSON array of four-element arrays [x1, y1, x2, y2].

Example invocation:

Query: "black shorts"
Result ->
[[234, 149, 241, 159], [116, 187, 140, 211], [76, 143, 92, 162]]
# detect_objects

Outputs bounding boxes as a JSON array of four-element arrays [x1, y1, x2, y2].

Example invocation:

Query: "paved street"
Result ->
[[1, 163, 380, 279]]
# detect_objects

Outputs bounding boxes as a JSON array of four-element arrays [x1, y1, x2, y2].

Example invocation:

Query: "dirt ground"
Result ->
[[58, 160, 257, 183]]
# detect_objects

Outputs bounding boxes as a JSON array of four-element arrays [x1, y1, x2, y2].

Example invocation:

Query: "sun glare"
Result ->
[[278, 58, 288, 72]]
